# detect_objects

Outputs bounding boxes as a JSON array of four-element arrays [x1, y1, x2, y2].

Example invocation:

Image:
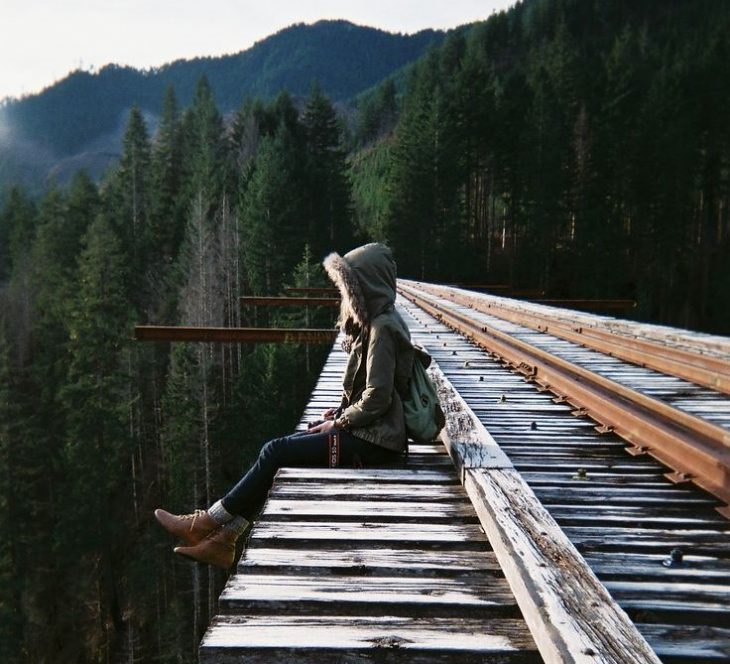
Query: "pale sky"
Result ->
[[1, 0, 518, 101]]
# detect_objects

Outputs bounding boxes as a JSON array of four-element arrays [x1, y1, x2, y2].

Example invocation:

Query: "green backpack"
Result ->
[[403, 345, 446, 443]]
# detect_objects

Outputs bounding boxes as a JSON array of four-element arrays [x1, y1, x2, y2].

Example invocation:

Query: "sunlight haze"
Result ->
[[2, 0, 517, 100]]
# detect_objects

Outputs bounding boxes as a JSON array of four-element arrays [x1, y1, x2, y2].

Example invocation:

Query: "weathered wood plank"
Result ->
[[410, 345, 663, 663], [261, 499, 477, 522], [427, 362, 514, 475], [547, 506, 730, 529], [268, 482, 468, 502], [535, 489, 718, 507], [249, 520, 489, 546], [465, 467, 662, 664], [605, 580, 730, 618], [275, 467, 459, 483], [200, 615, 540, 663], [218, 573, 519, 617], [637, 623, 730, 661], [582, 551, 730, 581], [562, 526, 730, 554], [240, 546, 503, 576]]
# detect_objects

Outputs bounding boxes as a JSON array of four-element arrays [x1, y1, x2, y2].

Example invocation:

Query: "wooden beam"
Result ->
[[241, 296, 339, 307], [134, 326, 337, 344], [425, 354, 662, 664], [284, 287, 339, 296]]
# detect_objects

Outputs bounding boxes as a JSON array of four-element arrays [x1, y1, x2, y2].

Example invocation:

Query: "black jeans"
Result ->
[[221, 429, 401, 519]]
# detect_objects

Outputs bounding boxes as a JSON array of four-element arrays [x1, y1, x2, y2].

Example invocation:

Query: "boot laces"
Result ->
[[180, 509, 207, 531]]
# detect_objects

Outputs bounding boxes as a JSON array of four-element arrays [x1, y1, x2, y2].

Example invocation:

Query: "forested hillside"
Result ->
[[0, 20, 443, 196], [0, 79, 351, 662], [351, 0, 730, 333], [1, 0, 729, 662]]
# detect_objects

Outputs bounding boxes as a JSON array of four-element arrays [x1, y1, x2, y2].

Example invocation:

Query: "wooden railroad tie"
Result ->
[[426, 353, 662, 664]]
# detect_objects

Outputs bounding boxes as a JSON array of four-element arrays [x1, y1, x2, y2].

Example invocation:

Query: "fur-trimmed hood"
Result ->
[[323, 243, 397, 344]]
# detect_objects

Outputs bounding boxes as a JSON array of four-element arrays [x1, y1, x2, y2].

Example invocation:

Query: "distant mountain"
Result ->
[[0, 20, 444, 194]]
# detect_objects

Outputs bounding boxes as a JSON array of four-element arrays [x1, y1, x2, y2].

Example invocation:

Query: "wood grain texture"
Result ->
[[268, 482, 467, 502], [465, 468, 662, 664], [261, 498, 476, 521], [200, 615, 540, 663], [218, 573, 518, 616], [249, 520, 489, 546], [427, 363, 514, 475], [240, 546, 502, 576], [637, 623, 730, 661], [275, 467, 459, 483]]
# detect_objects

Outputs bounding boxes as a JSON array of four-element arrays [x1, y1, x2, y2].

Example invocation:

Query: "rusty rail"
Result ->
[[398, 283, 730, 518], [134, 326, 337, 344], [411, 282, 730, 395], [283, 287, 339, 296], [240, 296, 339, 307]]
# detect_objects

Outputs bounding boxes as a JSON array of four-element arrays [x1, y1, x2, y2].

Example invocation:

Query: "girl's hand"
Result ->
[[321, 407, 337, 420], [307, 419, 336, 435]]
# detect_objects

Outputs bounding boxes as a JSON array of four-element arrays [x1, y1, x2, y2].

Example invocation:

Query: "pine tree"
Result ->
[[240, 133, 304, 294], [181, 76, 226, 211], [302, 84, 353, 254], [151, 85, 184, 264], [0, 327, 22, 662], [0, 186, 36, 281], [59, 214, 135, 660], [106, 105, 152, 304]]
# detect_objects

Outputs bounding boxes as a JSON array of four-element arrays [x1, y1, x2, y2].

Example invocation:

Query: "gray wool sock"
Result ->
[[222, 516, 249, 536], [207, 499, 234, 524]]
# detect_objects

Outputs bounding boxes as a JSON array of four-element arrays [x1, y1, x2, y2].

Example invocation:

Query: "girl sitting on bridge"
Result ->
[[154, 242, 414, 568]]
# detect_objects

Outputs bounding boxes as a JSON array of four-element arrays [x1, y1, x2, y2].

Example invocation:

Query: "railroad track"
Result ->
[[399, 280, 730, 517], [200, 283, 729, 662], [397, 283, 730, 662]]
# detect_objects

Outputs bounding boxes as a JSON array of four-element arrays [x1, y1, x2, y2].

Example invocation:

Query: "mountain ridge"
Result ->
[[0, 19, 446, 194]]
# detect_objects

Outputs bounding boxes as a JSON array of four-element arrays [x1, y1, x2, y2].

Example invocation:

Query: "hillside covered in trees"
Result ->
[[1, 0, 729, 662], [0, 78, 351, 662], [350, 0, 730, 334], [0, 20, 444, 196]]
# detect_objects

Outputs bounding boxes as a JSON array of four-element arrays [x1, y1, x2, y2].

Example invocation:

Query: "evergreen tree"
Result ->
[[302, 84, 353, 254], [0, 328, 22, 663], [59, 214, 135, 660], [181, 76, 226, 211], [106, 105, 152, 301], [240, 133, 304, 294], [151, 85, 184, 264], [0, 187, 36, 281]]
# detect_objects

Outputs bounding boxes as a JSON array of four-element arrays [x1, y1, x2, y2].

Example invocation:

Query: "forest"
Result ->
[[0, 20, 443, 195], [351, 0, 730, 333], [1, 0, 729, 662]]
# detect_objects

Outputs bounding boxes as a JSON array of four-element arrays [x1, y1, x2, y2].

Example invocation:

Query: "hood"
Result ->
[[323, 243, 397, 341]]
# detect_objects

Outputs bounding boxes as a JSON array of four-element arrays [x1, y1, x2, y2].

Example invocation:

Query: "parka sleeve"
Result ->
[[339, 326, 396, 428]]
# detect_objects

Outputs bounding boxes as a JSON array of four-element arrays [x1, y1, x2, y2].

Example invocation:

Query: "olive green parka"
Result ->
[[323, 243, 414, 452]]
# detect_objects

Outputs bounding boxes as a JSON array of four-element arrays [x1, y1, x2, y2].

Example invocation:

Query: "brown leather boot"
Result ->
[[154, 508, 218, 546], [174, 525, 239, 569]]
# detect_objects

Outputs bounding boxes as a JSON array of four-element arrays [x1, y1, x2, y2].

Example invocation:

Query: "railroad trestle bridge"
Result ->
[[151, 281, 730, 663]]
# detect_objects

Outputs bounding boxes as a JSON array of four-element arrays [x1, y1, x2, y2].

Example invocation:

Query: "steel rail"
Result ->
[[283, 287, 339, 296], [134, 326, 338, 344], [398, 284, 730, 517], [240, 296, 339, 307], [409, 281, 730, 394]]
